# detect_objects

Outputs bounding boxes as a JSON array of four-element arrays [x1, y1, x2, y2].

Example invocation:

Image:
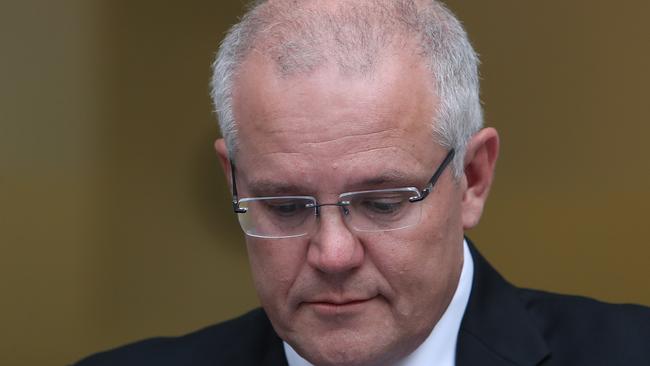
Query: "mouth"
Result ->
[[303, 296, 379, 316]]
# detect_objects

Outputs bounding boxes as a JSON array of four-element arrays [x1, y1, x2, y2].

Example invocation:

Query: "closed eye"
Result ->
[[263, 200, 310, 217], [352, 193, 412, 217]]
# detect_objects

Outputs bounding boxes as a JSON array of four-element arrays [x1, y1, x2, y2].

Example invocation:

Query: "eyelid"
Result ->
[[339, 186, 420, 198], [238, 195, 316, 203], [238, 189, 421, 205]]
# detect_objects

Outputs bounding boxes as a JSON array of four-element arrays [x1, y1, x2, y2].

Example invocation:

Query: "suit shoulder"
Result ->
[[517, 288, 650, 363], [74, 308, 283, 366], [517, 287, 650, 327]]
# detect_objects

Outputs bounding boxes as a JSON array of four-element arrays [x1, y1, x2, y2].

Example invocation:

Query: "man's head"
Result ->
[[211, 1, 498, 365]]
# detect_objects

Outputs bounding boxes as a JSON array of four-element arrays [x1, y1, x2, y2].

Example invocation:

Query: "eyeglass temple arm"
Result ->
[[409, 149, 455, 202], [230, 160, 248, 213]]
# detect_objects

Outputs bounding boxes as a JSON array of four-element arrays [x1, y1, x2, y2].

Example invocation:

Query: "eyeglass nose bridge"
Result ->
[[305, 200, 351, 216]]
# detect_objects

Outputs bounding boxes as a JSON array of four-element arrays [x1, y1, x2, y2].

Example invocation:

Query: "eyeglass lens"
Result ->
[[237, 190, 422, 238]]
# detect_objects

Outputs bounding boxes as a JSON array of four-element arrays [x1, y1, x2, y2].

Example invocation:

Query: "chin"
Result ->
[[289, 328, 408, 366], [300, 346, 388, 366]]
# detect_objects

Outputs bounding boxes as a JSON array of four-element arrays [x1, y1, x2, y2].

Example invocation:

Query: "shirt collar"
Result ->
[[284, 239, 474, 366]]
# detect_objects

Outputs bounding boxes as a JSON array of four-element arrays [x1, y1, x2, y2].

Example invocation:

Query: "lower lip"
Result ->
[[306, 297, 376, 316]]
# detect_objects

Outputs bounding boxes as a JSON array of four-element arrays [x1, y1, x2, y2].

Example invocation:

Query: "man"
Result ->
[[76, 0, 650, 365]]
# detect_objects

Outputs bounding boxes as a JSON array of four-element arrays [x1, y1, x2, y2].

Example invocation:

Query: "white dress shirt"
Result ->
[[284, 239, 474, 366]]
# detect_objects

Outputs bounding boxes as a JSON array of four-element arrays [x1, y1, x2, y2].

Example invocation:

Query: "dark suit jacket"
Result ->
[[75, 241, 650, 365]]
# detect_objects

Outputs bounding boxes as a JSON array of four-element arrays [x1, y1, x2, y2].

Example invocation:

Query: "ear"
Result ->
[[214, 138, 233, 191], [461, 127, 500, 230]]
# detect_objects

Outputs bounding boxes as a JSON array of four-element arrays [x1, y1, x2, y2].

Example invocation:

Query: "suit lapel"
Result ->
[[260, 336, 289, 366], [256, 316, 289, 366], [456, 240, 550, 366]]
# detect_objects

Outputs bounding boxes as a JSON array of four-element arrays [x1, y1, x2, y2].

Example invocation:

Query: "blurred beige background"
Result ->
[[1, 1, 648, 365]]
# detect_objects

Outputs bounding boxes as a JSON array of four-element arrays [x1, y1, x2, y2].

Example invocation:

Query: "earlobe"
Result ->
[[461, 128, 500, 230]]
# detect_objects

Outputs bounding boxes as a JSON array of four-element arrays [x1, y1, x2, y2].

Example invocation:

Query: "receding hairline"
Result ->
[[226, 0, 443, 148], [211, 0, 484, 178], [233, 0, 440, 78]]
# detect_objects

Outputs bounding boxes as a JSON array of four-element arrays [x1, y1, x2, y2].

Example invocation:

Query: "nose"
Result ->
[[306, 205, 364, 274]]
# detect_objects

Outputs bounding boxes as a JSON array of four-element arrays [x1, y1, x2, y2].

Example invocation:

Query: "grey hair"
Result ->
[[210, 0, 482, 178]]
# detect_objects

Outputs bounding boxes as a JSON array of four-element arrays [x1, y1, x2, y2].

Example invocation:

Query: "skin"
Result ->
[[215, 48, 499, 366]]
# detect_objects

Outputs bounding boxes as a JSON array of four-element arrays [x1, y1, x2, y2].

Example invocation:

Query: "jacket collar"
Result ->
[[456, 239, 550, 366]]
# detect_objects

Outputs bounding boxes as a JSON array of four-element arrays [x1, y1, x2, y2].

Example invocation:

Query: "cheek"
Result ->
[[424, 188, 464, 238], [380, 233, 450, 291], [245, 238, 305, 306], [370, 198, 464, 311], [377, 235, 462, 331]]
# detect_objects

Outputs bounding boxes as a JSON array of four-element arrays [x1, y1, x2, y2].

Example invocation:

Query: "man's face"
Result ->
[[222, 51, 468, 366]]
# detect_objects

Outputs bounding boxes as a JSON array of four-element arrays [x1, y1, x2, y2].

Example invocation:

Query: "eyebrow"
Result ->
[[245, 180, 310, 197], [351, 170, 416, 189], [244, 169, 418, 198]]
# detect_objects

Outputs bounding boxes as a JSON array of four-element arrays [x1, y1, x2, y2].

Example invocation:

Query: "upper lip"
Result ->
[[304, 295, 376, 305]]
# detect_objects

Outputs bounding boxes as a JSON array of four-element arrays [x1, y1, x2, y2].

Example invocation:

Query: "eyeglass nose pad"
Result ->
[[305, 202, 319, 216], [339, 201, 351, 216]]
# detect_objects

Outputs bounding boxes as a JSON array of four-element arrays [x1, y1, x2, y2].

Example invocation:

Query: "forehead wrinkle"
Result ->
[[243, 166, 422, 197], [243, 139, 430, 176], [251, 93, 404, 134], [238, 105, 400, 153], [294, 127, 401, 151]]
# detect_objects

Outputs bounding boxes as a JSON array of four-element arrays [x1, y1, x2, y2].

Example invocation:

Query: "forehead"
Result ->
[[231, 51, 440, 190]]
